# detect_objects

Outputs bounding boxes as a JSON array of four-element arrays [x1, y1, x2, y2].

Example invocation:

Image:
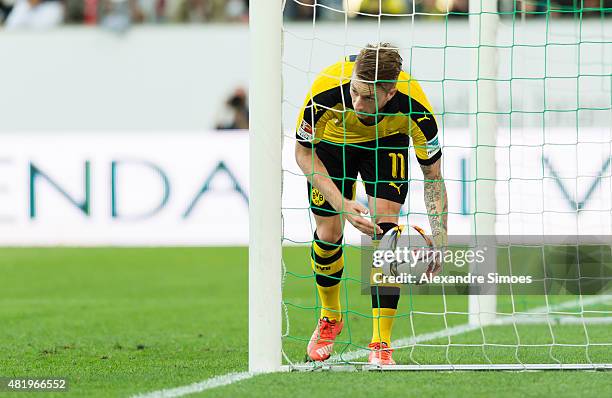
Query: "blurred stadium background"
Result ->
[[1, 1, 611, 397]]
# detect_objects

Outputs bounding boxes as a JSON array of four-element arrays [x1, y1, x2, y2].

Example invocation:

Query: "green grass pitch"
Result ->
[[0, 247, 610, 397]]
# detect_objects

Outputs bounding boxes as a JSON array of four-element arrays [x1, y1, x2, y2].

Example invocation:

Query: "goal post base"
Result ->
[[283, 363, 612, 372]]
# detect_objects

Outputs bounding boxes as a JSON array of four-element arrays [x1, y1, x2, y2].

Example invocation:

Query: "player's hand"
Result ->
[[413, 226, 442, 282], [340, 200, 383, 237]]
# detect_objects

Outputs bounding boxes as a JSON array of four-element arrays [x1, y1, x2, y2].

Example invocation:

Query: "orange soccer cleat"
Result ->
[[306, 317, 344, 361], [368, 342, 396, 365]]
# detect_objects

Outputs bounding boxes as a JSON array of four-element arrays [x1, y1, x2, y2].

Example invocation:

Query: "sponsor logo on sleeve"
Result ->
[[427, 136, 440, 157], [297, 120, 314, 142]]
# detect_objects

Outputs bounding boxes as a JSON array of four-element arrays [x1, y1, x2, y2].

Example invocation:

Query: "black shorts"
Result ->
[[308, 134, 410, 217]]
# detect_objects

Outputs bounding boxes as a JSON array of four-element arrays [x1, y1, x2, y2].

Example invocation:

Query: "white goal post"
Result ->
[[248, 0, 283, 373], [468, 0, 498, 327]]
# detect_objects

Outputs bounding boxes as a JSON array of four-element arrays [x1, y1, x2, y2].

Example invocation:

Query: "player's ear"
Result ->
[[386, 86, 398, 99]]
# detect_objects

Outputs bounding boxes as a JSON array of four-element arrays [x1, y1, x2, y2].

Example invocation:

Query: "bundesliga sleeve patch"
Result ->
[[426, 136, 441, 157], [297, 120, 314, 142]]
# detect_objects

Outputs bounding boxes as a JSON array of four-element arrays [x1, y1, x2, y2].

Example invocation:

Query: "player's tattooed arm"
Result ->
[[420, 158, 448, 249]]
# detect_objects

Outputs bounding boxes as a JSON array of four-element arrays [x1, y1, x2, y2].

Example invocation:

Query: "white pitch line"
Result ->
[[132, 295, 611, 397], [332, 294, 611, 361], [131, 372, 255, 398], [129, 323, 481, 398], [334, 322, 481, 362]]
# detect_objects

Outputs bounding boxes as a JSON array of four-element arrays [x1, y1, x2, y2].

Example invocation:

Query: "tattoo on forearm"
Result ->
[[423, 170, 448, 248]]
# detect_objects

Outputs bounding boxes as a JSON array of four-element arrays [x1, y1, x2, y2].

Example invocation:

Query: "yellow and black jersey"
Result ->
[[296, 55, 441, 166]]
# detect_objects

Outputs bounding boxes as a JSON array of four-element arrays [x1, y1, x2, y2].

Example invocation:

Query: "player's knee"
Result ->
[[313, 230, 343, 248], [314, 226, 343, 246]]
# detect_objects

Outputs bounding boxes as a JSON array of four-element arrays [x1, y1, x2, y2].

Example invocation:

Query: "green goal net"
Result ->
[[278, 0, 611, 370]]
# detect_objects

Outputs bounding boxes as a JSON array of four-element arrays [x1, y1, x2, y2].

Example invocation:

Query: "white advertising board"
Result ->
[[0, 129, 610, 245]]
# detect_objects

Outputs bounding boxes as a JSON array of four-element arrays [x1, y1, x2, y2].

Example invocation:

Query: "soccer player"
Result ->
[[295, 43, 448, 365]]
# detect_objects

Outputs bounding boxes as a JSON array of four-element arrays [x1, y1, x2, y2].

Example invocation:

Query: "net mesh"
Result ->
[[280, 0, 612, 368]]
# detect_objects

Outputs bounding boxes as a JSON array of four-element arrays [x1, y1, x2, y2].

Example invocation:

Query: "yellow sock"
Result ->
[[311, 235, 344, 321], [371, 308, 397, 345], [317, 283, 342, 321]]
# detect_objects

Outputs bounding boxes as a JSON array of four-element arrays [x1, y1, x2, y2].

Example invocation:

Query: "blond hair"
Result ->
[[353, 43, 403, 88]]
